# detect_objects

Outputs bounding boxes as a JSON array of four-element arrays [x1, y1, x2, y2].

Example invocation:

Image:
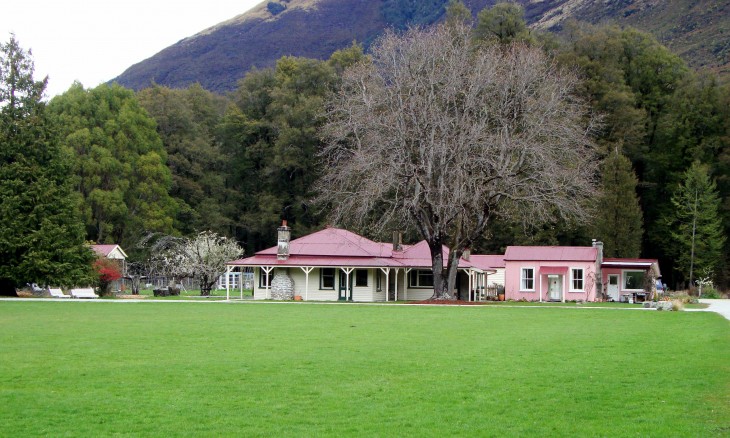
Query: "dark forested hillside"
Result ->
[[113, 0, 729, 94]]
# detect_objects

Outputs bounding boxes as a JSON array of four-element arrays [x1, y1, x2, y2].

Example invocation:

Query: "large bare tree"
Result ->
[[317, 23, 599, 299]]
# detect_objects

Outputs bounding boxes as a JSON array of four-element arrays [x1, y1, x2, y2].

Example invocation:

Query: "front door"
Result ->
[[548, 275, 562, 301], [607, 274, 620, 301], [338, 270, 352, 301]]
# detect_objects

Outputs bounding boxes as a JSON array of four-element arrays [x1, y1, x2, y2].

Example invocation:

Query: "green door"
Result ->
[[338, 270, 352, 301]]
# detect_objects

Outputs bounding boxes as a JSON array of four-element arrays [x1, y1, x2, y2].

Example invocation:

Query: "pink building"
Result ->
[[504, 242, 660, 302]]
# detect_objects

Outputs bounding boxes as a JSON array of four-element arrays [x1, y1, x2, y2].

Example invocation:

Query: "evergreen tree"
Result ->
[[666, 162, 726, 287], [137, 84, 232, 236], [591, 149, 643, 258], [220, 46, 364, 253], [0, 36, 94, 294], [49, 83, 178, 248], [474, 3, 533, 45]]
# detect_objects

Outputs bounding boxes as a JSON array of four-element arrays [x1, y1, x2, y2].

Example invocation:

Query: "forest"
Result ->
[[1, 2, 728, 292]]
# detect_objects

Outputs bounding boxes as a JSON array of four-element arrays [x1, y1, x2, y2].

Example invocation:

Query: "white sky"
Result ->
[[2, 1, 263, 98]]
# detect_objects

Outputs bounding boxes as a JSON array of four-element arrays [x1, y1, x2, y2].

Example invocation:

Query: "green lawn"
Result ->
[[0, 302, 727, 436]]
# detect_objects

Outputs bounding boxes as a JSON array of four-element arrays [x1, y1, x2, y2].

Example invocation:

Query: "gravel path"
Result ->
[[685, 299, 730, 321]]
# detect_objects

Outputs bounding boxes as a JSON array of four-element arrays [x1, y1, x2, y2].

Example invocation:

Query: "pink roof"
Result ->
[[504, 246, 597, 262], [228, 228, 477, 269], [256, 227, 390, 258], [229, 254, 406, 268], [91, 244, 121, 257], [470, 255, 505, 269]]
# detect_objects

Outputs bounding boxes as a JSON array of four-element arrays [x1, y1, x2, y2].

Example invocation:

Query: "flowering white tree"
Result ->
[[175, 231, 243, 296], [146, 231, 243, 296]]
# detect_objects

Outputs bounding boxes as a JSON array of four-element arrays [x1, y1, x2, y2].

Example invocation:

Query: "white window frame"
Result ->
[[520, 267, 535, 291], [622, 270, 645, 291], [570, 267, 585, 292], [319, 268, 335, 290]]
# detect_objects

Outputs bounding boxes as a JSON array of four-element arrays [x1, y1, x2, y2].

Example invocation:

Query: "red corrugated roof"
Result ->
[[469, 255, 505, 269], [504, 246, 597, 262], [603, 258, 657, 264], [256, 227, 389, 258], [228, 230, 478, 269]]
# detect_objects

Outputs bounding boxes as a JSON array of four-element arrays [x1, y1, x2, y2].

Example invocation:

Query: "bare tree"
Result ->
[[317, 23, 599, 299]]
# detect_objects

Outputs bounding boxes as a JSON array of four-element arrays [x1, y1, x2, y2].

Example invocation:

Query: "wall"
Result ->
[[505, 262, 597, 301]]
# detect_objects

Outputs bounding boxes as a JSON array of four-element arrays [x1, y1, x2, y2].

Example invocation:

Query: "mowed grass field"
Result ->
[[1, 302, 728, 436]]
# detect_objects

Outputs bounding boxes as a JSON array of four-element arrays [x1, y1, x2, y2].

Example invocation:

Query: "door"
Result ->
[[548, 275, 562, 301], [338, 270, 352, 301], [607, 274, 620, 302]]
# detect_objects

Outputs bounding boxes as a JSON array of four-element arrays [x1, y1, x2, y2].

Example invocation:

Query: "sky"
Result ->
[[2, 1, 263, 98]]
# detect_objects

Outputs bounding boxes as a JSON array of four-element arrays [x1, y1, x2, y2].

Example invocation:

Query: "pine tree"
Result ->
[[666, 162, 726, 286], [591, 149, 643, 258], [0, 36, 94, 295]]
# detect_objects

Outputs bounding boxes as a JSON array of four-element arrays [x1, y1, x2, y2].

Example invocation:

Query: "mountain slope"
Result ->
[[113, 0, 729, 94]]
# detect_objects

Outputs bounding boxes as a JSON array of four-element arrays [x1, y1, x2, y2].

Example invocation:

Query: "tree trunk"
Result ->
[[427, 239, 458, 300], [200, 277, 213, 296]]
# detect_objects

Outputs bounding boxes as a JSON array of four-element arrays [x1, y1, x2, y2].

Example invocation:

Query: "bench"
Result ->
[[70, 288, 98, 299], [48, 287, 70, 298]]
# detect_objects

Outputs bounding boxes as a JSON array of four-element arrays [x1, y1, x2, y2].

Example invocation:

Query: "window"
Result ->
[[571, 268, 584, 291], [320, 268, 335, 290], [409, 270, 434, 288], [624, 270, 644, 290], [521, 268, 534, 291], [355, 269, 368, 287], [376, 271, 382, 292], [258, 268, 271, 289]]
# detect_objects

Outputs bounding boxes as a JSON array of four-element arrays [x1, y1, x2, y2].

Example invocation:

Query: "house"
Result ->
[[470, 254, 505, 289], [504, 241, 660, 302], [225, 224, 659, 303], [91, 244, 128, 262], [225, 223, 493, 302], [90, 244, 128, 292]]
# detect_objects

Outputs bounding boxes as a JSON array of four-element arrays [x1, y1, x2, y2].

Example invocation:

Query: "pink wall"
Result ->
[[504, 261, 597, 301], [601, 268, 653, 300]]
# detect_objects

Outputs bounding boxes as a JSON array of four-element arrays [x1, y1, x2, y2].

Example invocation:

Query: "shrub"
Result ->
[[93, 259, 122, 297], [700, 287, 720, 299], [667, 291, 698, 304]]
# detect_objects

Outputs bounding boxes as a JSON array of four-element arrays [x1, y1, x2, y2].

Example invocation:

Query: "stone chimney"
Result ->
[[277, 220, 291, 260], [462, 248, 471, 261], [393, 231, 403, 252], [592, 239, 604, 300]]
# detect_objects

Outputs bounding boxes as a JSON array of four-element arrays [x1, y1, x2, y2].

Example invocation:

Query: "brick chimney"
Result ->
[[277, 220, 291, 260], [393, 231, 403, 252]]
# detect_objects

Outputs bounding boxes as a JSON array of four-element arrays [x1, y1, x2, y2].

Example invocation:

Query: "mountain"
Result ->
[[113, 0, 730, 94]]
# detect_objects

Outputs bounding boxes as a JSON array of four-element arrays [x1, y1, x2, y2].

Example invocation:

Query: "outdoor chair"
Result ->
[[70, 287, 98, 299], [48, 287, 70, 298]]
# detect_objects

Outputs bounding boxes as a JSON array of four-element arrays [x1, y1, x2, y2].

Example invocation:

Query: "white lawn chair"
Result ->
[[48, 287, 70, 298], [70, 287, 99, 299]]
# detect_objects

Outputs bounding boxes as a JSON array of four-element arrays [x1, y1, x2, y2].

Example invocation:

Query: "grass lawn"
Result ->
[[0, 302, 727, 436]]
